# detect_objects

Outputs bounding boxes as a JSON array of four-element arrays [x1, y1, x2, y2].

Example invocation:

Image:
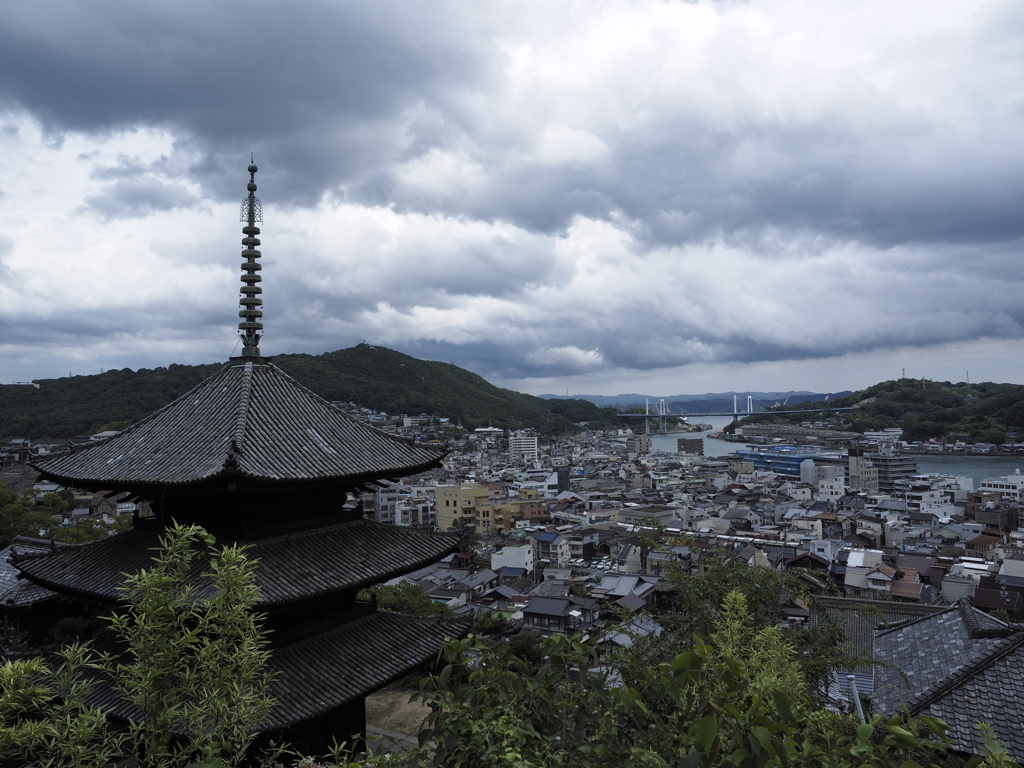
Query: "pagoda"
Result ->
[[17, 162, 468, 752]]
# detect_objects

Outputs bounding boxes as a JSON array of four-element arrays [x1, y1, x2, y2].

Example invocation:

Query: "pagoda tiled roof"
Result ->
[[82, 611, 471, 732], [33, 361, 444, 490], [266, 612, 470, 729], [13, 521, 460, 608]]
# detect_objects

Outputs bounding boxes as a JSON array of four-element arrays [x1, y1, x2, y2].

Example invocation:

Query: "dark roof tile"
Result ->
[[34, 362, 444, 489], [15, 522, 460, 608], [82, 612, 471, 731]]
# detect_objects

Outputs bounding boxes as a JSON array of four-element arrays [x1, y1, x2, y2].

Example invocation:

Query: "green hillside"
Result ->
[[749, 378, 1024, 443], [0, 345, 618, 439]]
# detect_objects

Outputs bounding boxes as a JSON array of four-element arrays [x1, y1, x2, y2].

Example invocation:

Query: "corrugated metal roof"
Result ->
[[33, 361, 444, 489]]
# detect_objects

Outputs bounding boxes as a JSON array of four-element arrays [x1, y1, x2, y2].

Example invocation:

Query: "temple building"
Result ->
[[15, 162, 468, 752]]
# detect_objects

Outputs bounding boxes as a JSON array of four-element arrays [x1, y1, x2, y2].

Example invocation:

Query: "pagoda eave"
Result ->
[[31, 456, 444, 498], [14, 522, 462, 610], [79, 611, 472, 734]]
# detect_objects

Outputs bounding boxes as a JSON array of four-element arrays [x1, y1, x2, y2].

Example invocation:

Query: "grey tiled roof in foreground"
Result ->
[[34, 361, 444, 489], [873, 599, 1024, 760]]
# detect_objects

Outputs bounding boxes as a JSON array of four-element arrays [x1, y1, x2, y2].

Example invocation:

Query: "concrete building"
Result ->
[[847, 447, 880, 492], [437, 482, 491, 531], [508, 431, 539, 462], [866, 448, 917, 493], [979, 470, 1024, 501], [491, 543, 535, 574]]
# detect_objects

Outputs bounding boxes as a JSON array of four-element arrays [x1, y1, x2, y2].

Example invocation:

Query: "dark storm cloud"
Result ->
[[81, 178, 197, 220], [4, 0, 1023, 251], [4, 0, 1024, 390], [0, 0, 494, 203]]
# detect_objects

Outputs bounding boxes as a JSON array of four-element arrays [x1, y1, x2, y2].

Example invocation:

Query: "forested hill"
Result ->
[[750, 378, 1024, 443], [0, 345, 618, 440]]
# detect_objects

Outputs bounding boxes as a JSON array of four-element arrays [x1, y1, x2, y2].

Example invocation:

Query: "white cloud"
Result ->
[[1, 0, 1023, 396]]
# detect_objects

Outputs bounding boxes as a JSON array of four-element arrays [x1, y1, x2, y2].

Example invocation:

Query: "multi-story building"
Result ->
[[847, 447, 880, 492], [800, 460, 843, 485], [396, 498, 435, 528], [530, 529, 572, 567], [625, 434, 651, 456], [979, 470, 1024, 501], [437, 482, 491, 532], [817, 477, 844, 504], [491, 543, 535, 574], [866, 448, 918, 493], [373, 486, 403, 525], [508, 431, 539, 462]]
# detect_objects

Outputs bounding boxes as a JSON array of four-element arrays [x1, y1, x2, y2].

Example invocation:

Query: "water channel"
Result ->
[[645, 416, 1024, 489]]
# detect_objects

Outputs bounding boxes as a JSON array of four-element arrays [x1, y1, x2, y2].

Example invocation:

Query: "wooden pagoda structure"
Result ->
[[17, 162, 468, 752]]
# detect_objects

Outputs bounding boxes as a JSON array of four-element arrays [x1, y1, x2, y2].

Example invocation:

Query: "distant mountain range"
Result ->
[[0, 345, 620, 439], [539, 391, 852, 413], [5, 344, 1021, 444]]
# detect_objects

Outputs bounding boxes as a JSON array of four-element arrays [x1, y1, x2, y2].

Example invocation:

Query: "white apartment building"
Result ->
[[491, 543, 535, 574], [509, 431, 540, 462], [979, 470, 1024, 501]]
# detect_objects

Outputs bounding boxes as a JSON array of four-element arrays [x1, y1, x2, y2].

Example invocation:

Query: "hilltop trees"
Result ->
[[747, 377, 1024, 443]]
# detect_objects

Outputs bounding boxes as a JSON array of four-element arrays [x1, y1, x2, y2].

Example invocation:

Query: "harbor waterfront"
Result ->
[[647, 418, 1024, 488]]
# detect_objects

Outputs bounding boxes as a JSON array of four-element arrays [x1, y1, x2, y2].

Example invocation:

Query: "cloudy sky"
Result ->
[[1, 0, 1023, 397]]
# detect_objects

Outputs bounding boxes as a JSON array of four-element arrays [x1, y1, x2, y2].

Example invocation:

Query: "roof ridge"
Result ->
[[874, 603, 959, 637], [908, 630, 1024, 716], [957, 597, 1012, 637], [229, 361, 256, 460]]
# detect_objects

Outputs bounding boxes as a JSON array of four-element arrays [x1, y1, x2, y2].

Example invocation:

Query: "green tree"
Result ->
[[0, 646, 128, 766], [48, 517, 110, 544], [449, 516, 481, 552], [353, 631, 973, 768], [364, 581, 454, 618], [661, 553, 851, 697], [0, 479, 55, 548], [106, 523, 275, 767], [0, 525, 275, 767], [39, 492, 69, 514], [469, 612, 510, 637]]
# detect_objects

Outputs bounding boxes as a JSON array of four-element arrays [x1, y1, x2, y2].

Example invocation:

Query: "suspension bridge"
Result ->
[[616, 395, 856, 434]]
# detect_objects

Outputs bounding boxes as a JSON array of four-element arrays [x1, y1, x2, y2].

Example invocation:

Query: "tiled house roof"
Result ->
[[34, 361, 444, 491], [814, 596, 945, 677], [873, 601, 1012, 715], [0, 537, 68, 609], [910, 634, 1024, 759], [872, 599, 1024, 759]]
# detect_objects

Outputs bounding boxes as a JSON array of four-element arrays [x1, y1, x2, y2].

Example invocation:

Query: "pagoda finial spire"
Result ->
[[237, 159, 264, 358]]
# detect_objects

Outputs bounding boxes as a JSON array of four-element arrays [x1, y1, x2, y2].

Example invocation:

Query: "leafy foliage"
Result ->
[[107, 523, 274, 767], [0, 479, 118, 548], [335, 630, 980, 768], [361, 581, 454, 618], [659, 554, 852, 697], [0, 523, 275, 768], [0, 645, 128, 767]]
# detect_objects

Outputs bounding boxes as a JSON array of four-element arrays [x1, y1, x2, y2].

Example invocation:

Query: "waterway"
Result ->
[[646, 417, 1024, 488]]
